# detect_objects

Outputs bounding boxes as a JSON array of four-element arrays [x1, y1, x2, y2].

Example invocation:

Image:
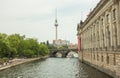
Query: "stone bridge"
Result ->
[[49, 49, 78, 57]]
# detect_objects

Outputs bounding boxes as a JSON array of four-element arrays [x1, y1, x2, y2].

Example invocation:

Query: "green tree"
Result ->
[[0, 40, 10, 58], [7, 34, 22, 56], [9, 48, 17, 58], [46, 40, 49, 46], [27, 38, 39, 55], [48, 44, 57, 49], [0, 33, 7, 40], [39, 44, 49, 56], [0, 33, 49, 58], [59, 45, 68, 50]]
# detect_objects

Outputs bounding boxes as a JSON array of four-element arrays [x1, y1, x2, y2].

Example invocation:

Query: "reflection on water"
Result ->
[[0, 58, 113, 78], [67, 51, 78, 58]]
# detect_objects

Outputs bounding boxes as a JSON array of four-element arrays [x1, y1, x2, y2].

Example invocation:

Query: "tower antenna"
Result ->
[[54, 8, 58, 45], [55, 8, 57, 21]]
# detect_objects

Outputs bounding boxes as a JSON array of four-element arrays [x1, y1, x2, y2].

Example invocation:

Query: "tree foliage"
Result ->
[[39, 44, 49, 56], [47, 44, 57, 49], [0, 33, 49, 58], [58, 45, 68, 50]]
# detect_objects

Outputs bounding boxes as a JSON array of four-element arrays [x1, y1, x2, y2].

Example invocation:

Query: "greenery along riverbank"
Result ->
[[0, 33, 49, 60]]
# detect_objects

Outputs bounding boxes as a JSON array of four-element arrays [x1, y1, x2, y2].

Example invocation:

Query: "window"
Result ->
[[101, 19, 103, 26], [106, 14, 109, 24], [97, 54, 99, 61], [101, 55, 103, 62], [113, 9, 116, 20]]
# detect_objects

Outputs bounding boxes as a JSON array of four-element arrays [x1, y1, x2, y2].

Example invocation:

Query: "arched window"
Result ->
[[113, 9, 116, 20]]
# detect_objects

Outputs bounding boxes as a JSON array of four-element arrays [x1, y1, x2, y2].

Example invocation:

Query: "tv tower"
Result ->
[[54, 9, 58, 44]]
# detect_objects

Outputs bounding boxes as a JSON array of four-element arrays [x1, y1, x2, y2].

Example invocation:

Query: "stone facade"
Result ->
[[77, 0, 120, 78], [78, 51, 120, 78]]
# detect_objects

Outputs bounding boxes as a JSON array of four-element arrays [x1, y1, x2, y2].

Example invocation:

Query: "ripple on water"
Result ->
[[0, 58, 113, 78]]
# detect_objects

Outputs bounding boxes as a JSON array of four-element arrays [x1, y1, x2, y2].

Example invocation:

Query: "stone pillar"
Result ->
[[95, 24, 97, 50], [86, 30, 88, 51], [87, 29, 89, 51], [113, 21, 117, 50], [107, 12, 111, 50], [103, 16, 107, 50], [82, 33, 84, 51], [86, 31, 87, 50], [99, 18, 103, 50], [105, 12, 111, 51], [88, 27, 91, 50], [84, 31, 86, 51], [86, 30, 87, 51], [100, 18, 104, 50], [97, 21, 100, 50], [113, 3, 119, 50], [93, 24, 96, 51], [90, 27, 92, 51], [95, 23, 97, 51], [85, 30, 87, 51], [96, 22, 98, 50], [83, 33, 85, 51], [88, 28, 89, 50], [109, 10, 114, 51], [81, 34, 83, 51], [110, 8, 114, 50], [117, 1, 120, 49], [102, 18, 105, 50], [92, 25, 94, 51], [99, 19, 101, 49]]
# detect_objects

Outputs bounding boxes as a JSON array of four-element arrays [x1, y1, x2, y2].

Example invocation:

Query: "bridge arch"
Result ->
[[49, 49, 78, 58]]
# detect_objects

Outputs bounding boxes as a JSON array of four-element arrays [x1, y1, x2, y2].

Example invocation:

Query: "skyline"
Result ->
[[0, 0, 100, 43]]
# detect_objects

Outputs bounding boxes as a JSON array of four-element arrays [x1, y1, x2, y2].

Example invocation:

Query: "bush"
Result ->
[[2, 57, 9, 62]]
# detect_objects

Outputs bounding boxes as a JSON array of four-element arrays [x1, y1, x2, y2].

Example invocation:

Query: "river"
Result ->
[[0, 58, 113, 78]]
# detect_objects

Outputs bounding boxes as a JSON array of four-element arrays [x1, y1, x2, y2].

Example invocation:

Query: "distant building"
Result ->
[[53, 39, 70, 46], [68, 44, 78, 49]]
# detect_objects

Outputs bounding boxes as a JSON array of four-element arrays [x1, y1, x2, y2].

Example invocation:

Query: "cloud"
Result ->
[[0, 0, 54, 17], [0, 0, 100, 43]]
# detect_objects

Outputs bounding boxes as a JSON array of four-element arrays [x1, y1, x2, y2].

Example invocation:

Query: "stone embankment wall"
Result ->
[[78, 51, 120, 78]]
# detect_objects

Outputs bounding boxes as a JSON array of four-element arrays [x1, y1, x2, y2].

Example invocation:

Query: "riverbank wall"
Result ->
[[78, 51, 120, 78], [0, 55, 49, 71]]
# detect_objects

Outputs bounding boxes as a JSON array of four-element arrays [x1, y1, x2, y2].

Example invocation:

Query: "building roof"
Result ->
[[81, 0, 108, 28]]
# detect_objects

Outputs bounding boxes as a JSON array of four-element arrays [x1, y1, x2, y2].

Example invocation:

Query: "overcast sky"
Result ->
[[0, 0, 100, 44]]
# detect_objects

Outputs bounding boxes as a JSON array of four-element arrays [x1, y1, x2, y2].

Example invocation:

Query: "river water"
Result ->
[[0, 58, 112, 78]]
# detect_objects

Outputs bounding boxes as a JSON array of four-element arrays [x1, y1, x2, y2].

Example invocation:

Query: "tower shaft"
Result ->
[[54, 8, 58, 44], [55, 26, 58, 41]]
